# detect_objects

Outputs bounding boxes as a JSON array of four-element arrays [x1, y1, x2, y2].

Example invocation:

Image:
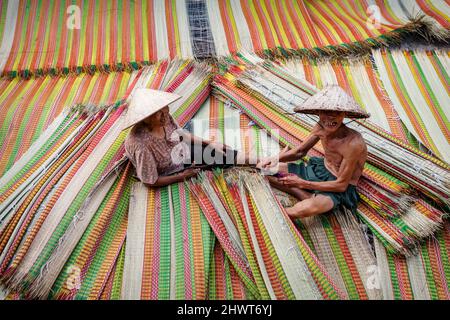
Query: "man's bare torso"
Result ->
[[319, 126, 367, 186]]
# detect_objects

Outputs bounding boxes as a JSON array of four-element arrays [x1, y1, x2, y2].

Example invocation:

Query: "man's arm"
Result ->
[[298, 156, 357, 192], [279, 134, 320, 162], [260, 125, 322, 168], [279, 139, 364, 192]]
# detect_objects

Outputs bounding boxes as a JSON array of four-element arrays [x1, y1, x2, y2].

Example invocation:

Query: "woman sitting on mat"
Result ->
[[122, 88, 249, 187]]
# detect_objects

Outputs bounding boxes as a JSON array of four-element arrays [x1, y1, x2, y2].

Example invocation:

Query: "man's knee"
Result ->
[[286, 201, 315, 218], [299, 202, 323, 218], [286, 196, 334, 218]]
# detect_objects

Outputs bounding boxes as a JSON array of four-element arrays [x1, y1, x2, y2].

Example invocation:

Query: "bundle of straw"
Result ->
[[189, 169, 345, 300]]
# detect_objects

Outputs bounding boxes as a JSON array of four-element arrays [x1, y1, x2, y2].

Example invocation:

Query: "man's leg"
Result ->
[[267, 176, 313, 200], [284, 194, 334, 218]]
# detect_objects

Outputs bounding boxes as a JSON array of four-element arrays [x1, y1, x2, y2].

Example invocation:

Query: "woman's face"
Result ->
[[143, 107, 169, 127]]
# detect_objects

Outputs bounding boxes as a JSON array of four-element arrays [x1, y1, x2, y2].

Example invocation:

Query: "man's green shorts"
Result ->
[[287, 157, 359, 212]]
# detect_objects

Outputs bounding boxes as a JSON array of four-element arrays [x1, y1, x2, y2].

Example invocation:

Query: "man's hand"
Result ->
[[278, 174, 308, 189], [279, 145, 290, 157], [257, 146, 289, 170]]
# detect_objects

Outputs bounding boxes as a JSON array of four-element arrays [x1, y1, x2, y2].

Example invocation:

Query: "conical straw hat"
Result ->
[[294, 85, 370, 119], [122, 88, 182, 130]]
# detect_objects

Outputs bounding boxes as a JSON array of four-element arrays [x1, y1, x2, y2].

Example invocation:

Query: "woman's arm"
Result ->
[[177, 131, 209, 146], [145, 168, 200, 188], [179, 130, 233, 157]]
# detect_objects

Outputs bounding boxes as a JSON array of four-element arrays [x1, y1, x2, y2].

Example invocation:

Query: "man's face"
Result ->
[[318, 111, 345, 134]]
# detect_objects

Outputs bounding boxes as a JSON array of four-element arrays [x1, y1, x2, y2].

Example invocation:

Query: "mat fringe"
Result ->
[[2, 16, 447, 80]]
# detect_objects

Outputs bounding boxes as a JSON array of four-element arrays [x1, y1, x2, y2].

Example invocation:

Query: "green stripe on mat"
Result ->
[[251, 197, 294, 299], [185, 187, 196, 298], [386, 253, 402, 300], [0, 114, 76, 190], [171, 184, 186, 299], [420, 243, 439, 300], [294, 220, 316, 254], [110, 242, 126, 300], [158, 187, 171, 299]]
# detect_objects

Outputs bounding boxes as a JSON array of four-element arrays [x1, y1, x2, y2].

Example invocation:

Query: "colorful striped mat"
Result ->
[[207, 241, 254, 299], [121, 181, 215, 300], [375, 220, 450, 300], [207, 0, 449, 58], [295, 208, 382, 300], [1, 0, 448, 78], [0, 71, 132, 175], [49, 163, 132, 300], [372, 0, 449, 29], [372, 49, 450, 162]]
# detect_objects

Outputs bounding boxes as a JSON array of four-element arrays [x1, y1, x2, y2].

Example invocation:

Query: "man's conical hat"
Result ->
[[293, 85, 370, 119], [122, 88, 181, 130]]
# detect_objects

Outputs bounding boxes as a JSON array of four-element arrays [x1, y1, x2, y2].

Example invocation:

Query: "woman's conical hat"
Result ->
[[294, 85, 370, 119], [122, 88, 181, 130]]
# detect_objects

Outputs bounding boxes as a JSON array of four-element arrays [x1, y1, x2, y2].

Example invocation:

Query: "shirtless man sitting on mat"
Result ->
[[257, 85, 370, 219]]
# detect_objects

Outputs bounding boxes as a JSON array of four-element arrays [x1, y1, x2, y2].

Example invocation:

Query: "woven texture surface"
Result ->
[[0, 0, 448, 300]]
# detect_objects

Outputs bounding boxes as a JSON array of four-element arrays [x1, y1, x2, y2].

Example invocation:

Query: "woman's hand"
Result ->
[[257, 156, 277, 169], [257, 146, 289, 170], [180, 167, 200, 180], [278, 174, 307, 188], [208, 141, 231, 153]]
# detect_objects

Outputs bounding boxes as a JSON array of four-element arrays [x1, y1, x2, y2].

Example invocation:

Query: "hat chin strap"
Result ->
[[343, 119, 357, 126], [282, 111, 364, 130]]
